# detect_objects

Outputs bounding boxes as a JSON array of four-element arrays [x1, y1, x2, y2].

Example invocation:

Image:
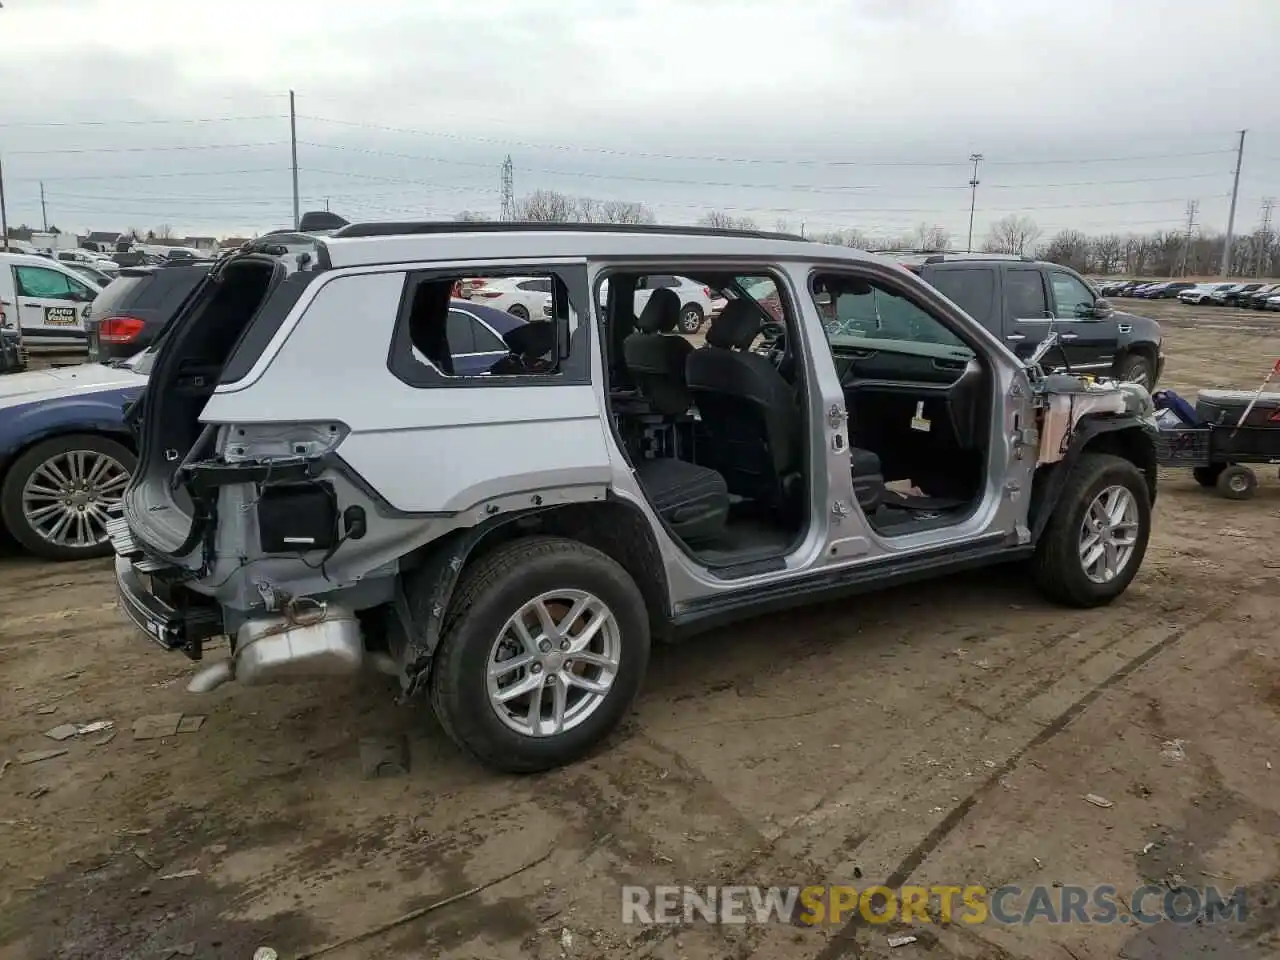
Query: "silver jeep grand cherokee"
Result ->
[[109, 220, 1159, 773]]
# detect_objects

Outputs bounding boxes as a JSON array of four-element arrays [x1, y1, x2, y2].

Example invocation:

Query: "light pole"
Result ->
[[966, 153, 983, 253]]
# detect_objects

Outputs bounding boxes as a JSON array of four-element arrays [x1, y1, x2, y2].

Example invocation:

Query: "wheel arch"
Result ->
[[0, 424, 136, 491], [1030, 418, 1157, 543], [1114, 341, 1159, 378], [395, 498, 671, 692]]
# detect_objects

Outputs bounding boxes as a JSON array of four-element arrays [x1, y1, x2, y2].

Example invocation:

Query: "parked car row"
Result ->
[[1097, 278, 1280, 309]]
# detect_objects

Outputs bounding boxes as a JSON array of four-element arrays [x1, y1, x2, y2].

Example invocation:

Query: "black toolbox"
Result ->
[[1195, 390, 1280, 428]]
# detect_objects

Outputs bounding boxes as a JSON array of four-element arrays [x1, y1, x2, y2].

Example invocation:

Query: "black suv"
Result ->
[[84, 262, 212, 361], [898, 254, 1165, 388]]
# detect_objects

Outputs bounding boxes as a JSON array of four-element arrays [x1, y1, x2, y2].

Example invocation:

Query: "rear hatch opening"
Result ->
[[123, 254, 303, 560]]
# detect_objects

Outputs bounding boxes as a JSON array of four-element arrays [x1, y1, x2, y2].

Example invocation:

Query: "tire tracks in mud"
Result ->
[[806, 585, 1259, 960]]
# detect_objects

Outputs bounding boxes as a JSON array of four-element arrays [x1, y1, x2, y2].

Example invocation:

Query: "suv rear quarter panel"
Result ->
[[201, 267, 612, 514]]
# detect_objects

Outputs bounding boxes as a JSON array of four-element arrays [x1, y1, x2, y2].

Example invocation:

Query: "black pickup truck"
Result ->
[[894, 253, 1165, 388]]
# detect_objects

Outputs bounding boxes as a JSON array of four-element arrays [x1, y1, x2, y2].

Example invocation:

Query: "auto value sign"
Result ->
[[45, 306, 79, 325]]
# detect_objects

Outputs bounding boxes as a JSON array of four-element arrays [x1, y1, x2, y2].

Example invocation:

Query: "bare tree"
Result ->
[[983, 215, 1041, 256], [698, 210, 758, 231], [775, 217, 791, 234], [153, 224, 176, 241], [912, 222, 951, 251], [453, 210, 491, 222], [1042, 229, 1091, 272], [599, 200, 655, 224], [1091, 234, 1124, 274], [514, 189, 578, 223]]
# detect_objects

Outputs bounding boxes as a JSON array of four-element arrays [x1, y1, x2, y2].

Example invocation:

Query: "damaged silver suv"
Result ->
[[109, 221, 1159, 773]]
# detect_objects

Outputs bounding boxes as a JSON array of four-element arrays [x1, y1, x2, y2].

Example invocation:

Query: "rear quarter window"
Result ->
[[921, 266, 997, 330], [89, 275, 150, 316]]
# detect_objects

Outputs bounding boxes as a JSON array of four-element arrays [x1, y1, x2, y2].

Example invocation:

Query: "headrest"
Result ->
[[705, 299, 760, 350], [504, 320, 556, 357], [636, 287, 681, 333]]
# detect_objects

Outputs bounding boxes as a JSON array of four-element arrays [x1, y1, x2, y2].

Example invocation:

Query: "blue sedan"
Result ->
[[0, 300, 527, 561]]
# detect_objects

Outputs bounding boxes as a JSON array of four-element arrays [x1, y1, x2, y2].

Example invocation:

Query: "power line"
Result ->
[[0, 115, 283, 128], [7, 141, 287, 156], [9, 167, 288, 183], [297, 114, 1236, 169]]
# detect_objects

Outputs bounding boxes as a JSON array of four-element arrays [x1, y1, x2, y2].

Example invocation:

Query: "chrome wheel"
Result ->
[[1078, 484, 1140, 584], [21, 449, 129, 550], [680, 308, 702, 333], [486, 589, 622, 738]]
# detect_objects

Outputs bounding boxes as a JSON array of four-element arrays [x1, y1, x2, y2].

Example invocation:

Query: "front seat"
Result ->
[[685, 299, 886, 515], [685, 300, 800, 506], [622, 288, 693, 416]]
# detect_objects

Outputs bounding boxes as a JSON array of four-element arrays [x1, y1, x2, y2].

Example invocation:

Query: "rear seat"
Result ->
[[633, 458, 729, 543]]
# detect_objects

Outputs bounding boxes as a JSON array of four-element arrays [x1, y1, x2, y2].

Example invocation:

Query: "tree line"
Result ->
[[466, 190, 1274, 280]]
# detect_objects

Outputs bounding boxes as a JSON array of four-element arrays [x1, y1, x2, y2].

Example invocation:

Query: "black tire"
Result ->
[[507, 303, 530, 321], [1031, 452, 1152, 608], [0, 433, 135, 561], [1192, 464, 1226, 488], [1116, 353, 1154, 389], [1216, 464, 1257, 500], [678, 304, 704, 334], [426, 535, 651, 773]]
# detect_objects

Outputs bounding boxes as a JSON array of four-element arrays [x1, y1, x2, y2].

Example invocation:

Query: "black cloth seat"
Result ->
[[685, 300, 800, 506], [850, 446, 884, 513], [622, 288, 694, 416], [634, 458, 729, 542]]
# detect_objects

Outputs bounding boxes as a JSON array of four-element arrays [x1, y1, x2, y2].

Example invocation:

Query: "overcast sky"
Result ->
[[1, 0, 1278, 244]]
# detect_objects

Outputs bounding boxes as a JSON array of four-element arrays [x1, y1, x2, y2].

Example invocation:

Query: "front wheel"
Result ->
[[426, 536, 651, 773], [1117, 353, 1154, 388], [1031, 452, 1151, 608], [678, 304, 704, 334], [0, 434, 135, 561]]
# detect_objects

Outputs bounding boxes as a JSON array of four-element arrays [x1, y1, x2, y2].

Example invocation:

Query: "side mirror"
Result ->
[[1091, 298, 1113, 318], [759, 321, 785, 343]]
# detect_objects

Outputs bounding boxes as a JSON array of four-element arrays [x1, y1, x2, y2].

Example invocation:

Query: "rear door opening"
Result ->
[[123, 255, 301, 558]]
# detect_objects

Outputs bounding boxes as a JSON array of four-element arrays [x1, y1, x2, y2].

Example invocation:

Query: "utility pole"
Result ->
[[324, 197, 330, 212], [1221, 129, 1247, 278], [0, 154, 8, 253], [40, 181, 47, 232], [1256, 197, 1274, 279], [1179, 200, 1199, 277], [289, 90, 300, 230], [966, 153, 983, 253], [499, 154, 515, 221]]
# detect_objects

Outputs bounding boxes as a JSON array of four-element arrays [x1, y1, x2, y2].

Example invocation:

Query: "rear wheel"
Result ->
[[1031, 453, 1151, 608], [1192, 464, 1225, 487], [679, 304, 704, 334], [508, 303, 530, 321], [0, 434, 135, 561], [1216, 464, 1257, 500], [426, 536, 651, 773]]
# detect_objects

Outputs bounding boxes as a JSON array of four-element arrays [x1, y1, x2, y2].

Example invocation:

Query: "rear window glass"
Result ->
[[90, 275, 150, 316], [925, 267, 996, 328]]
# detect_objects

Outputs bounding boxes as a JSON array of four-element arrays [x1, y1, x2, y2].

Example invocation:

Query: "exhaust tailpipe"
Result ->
[[187, 602, 364, 694]]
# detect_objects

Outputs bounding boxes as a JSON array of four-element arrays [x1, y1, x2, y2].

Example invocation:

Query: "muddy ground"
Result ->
[[2, 300, 1279, 960]]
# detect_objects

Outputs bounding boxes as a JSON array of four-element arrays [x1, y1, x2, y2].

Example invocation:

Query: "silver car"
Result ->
[[109, 222, 1160, 773]]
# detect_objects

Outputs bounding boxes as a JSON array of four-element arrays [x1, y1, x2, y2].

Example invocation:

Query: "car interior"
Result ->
[[600, 267, 993, 576]]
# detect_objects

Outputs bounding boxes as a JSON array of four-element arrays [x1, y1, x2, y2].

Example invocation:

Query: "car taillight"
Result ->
[[477, 290, 504, 299], [99, 316, 146, 343], [703, 286, 711, 298]]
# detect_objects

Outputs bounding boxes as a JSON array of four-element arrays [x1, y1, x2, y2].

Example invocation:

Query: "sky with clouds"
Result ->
[[0, 0, 1277, 244]]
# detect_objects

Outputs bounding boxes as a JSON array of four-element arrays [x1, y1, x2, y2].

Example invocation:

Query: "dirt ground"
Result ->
[[3, 300, 1280, 960]]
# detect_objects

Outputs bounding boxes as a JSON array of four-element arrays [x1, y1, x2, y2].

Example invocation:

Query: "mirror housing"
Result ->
[[1086, 298, 1113, 319]]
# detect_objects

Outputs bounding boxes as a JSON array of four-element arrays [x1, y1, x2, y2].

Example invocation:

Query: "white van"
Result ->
[[0, 252, 100, 353]]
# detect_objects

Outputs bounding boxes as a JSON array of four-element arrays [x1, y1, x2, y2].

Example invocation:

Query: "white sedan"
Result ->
[[461, 276, 550, 321]]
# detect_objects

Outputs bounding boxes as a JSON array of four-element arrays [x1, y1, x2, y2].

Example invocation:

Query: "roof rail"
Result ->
[[329, 220, 808, 242]]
